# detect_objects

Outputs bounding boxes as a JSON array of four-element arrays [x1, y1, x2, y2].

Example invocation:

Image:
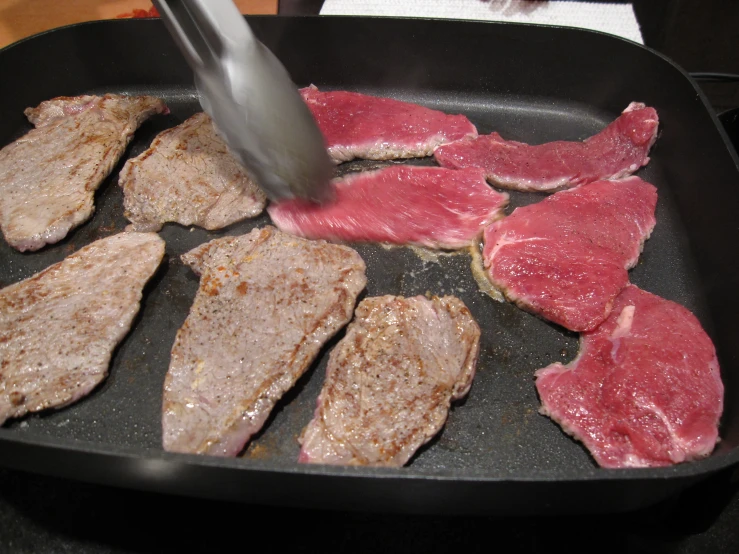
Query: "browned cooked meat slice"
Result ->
[[162, 226, 367, 456], [298, 295, 481, 467], [0, 94, 168, 252], [119, 112, 267, 232], [0, 232, 165, 425]]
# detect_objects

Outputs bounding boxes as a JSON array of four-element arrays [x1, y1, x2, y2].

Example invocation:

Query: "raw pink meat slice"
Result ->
[[434, 102, 658, 192], [300, 85, 477, 163], [482, 177, 657, 331], [535, 285, 724, 468], [268, 165, 508, 250]]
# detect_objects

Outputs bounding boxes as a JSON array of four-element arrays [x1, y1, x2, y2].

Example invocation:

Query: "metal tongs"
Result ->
[[152, 0, 334, 203]]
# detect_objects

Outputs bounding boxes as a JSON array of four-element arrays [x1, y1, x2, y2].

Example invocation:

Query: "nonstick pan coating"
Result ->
[[0, 16, 738, 515]]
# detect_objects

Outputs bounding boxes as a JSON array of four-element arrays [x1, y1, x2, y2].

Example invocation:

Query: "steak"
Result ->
[[119, 112, 267, 232], [535, 285, 724, 468], [268, 166, 508, 250], [0, 94, 168, 251], [162, 226, 367, 456], [434, 102, 659, 192], [0, 232, 165, 425], [482, 177, 657, 331], [298, 295, 480, 467], [300, 85, 478, 163]]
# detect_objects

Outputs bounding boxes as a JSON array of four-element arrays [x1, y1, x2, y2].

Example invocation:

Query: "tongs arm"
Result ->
[[151, 0, 334, 203], [152, 0, 251, 74]]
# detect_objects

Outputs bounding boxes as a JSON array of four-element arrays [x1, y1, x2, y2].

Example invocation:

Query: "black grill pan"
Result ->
[[0, 15, 738, 516]]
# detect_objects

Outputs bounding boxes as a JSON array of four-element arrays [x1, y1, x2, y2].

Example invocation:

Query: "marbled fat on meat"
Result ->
[[535, 285, 724, 468], [119, 112, 266, 232], [434, 102, 658, 192], [162, 226, 367, 456], [0, 232, 165, 424], [268, 165, 508, 250], [0, 94, 167, 251], [482, 177, 657, 331], [298, 295, 480, 467], [301, 85, 478, 163]]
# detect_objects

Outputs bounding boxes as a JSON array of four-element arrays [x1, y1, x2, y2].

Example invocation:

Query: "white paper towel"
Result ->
[[320, 0, 643, 44]]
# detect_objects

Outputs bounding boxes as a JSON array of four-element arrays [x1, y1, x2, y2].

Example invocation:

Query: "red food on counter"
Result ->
[[116, 6, 160, 19]]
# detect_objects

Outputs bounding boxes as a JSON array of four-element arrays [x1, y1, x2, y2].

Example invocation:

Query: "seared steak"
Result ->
[[298, 295, 480, 467], [535, 285, 723, 468], [119, 112, 267, 232], [162, 226, 367, 456], [483, 177, 657, 331], [0, 94, 167, 251], [0, 232, 165, 424], [268, 166, 508, 250], [434, 103, 658, 192], [301, 85, 477, 163]]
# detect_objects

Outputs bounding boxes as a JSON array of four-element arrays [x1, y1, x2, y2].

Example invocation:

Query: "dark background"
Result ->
[[2, 1, 739, 552], [278, 0, 739, 111]]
